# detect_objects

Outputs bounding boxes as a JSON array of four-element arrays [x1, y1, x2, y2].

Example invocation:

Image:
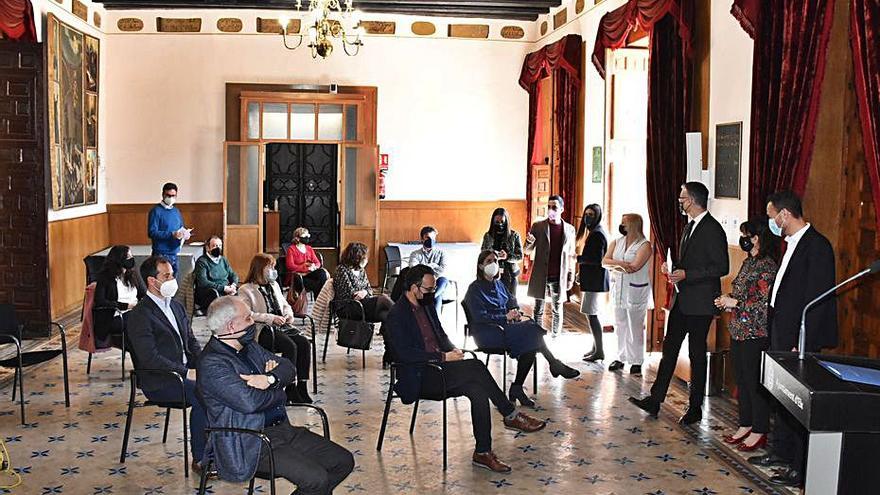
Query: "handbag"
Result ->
[[336, 318, 373, 350]]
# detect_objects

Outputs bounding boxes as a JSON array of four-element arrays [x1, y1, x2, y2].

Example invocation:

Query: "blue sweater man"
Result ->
[[148, 182, 190, 275]]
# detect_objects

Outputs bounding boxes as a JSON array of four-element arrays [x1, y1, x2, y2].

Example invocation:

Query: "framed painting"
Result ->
[[714, 122, 743, 199]]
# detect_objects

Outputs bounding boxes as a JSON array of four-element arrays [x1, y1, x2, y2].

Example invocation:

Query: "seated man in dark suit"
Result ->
[[198, 296, 354, 493], [126, 255, 210, 476], [386, 264, 547, 473]]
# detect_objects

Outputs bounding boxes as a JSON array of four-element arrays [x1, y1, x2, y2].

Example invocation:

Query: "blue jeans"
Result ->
[[144, 378, 207, 462], [434, 276, 450, 314]]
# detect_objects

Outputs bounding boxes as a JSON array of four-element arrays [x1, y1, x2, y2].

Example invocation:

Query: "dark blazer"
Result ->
[[386, 297, 454, 404], [92, 270, 146, 335], [577, 226, 610, 292], [126, 294, 202, 393], [673, 213, 729, 316], [769, 226, 838, 352]]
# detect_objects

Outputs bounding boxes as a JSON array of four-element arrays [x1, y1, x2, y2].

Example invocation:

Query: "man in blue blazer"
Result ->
[[126, 255, 208, 475], [386, 264, 546, 473], [197, 296, 354, 493]]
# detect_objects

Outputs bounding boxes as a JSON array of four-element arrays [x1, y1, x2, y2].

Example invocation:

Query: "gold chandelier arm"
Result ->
[[281, 31, 304, 50]]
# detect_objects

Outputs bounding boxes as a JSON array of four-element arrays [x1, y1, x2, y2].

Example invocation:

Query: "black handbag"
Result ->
[[336, 318, 373, 350]]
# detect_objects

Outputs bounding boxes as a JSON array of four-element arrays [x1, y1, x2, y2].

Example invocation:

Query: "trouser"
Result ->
[[533, 279, 563, 334], [144, 377, 207, 462], [419, 359, 516, 453], [649, 303, 713, 408], [614, 307, 646, 365], [293, 269, 329, 298], [95, 310, 133, 344], [195, 287, 221, 311], [434, 276, 450, 315], [731, 337, 770, 433], [258, 422, 355, 495], [258, 327, 311, 402]]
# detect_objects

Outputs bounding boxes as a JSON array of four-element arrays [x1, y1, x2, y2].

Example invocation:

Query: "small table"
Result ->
[[87, 244, 204, 282]]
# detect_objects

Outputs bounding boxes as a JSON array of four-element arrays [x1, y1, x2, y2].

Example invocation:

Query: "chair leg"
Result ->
[[322, 323, 331, 363], [376, 375, 395, 451], [197, 458, 212, 494], [162, 408, 171, 443], [16, 353, 25, 425], [311, 322, 318, 394], [409, 400, 420, 435], [533, 358, 538, 394], [61, 348, 70, 408], [362, 349, 366, 370], [182, 407, 189, 479], [502, 355, 507, 394], [119, 386, 136, 463], [86, 353, 92, 375], [11, 366, 17, 402], [484, 354, 490, 367], [121, 334, 127, 381], [247, 476, 256, 495], [442, 397, 448, 471]]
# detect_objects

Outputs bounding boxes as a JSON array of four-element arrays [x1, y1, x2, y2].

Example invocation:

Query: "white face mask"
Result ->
[[359, 259, 368, 269], [163, 196, 176, 207], [482, 262, 500, 278], [267, 268, 278, 282], [159, 278, 178, 298]]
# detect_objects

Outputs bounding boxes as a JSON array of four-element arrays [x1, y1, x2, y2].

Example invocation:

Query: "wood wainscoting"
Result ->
[[107, 203, 224, 246], [48, 213, 110, 318], [378, 200, 528, 247]]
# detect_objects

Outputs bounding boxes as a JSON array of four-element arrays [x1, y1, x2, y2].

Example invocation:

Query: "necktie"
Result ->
[[680, 220, 695, 258]]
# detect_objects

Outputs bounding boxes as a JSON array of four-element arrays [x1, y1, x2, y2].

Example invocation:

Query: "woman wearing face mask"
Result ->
[[93, 245, 146, 348], [577, 204, 610, 363], [239, 253, 313, 404], [333, 242, 394, 323], [714, 218, 778, 452], [464, 250, 580, 407], [602, 214, 654, 374], [480, 208, 523, 298], [285, 227, 329, 301]]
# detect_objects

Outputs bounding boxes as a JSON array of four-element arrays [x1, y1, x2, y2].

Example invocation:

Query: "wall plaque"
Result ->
[[361, 21, 395, 35], [93, 12, 101, 28], [117, 18, 144, 32], [257, 17, 300, 34], [714, 122, 743, 199], [448, 24, 489, 39], [411, 21, 435, 36], [540, 21, 548, 36], [500, 26, 524, 39], [576, 0, 585, 14], [217, 18, 243, 33], [72, 0, 88, 21], [554, 9, 567, 29], [156, 17, 202, 33]]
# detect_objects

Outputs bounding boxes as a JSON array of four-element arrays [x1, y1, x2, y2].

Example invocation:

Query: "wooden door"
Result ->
[[340, 144, 379, 282], [223, 142, 264, 275], [530, 163, 551, 221]]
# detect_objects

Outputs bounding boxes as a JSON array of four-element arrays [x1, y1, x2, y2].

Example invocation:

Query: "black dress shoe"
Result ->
[[582, 353, 604, 363], [607, 360, 624, 371], [628, 396, 659, 418], [769, 466, 803, 487], [678, 407, 702, 425], [629, 364, 642, 375], [746, 454, 788, 467]]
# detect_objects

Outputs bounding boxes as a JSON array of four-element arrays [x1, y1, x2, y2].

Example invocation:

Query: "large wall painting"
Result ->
[[48, 14, 99, 209]]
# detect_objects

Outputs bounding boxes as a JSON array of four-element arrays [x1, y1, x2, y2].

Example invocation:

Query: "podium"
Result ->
[[762, 352, 880, 494]]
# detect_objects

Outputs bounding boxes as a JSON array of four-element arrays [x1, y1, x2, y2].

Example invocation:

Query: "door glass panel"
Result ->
[[245, 145, 260, 224], [344, 104, 358, 141], [225, 143, 261, 226], [227, 150, 242, 225], [290, 104, 315, 140], [344, 147, 358, 225], [318, 104, 343, 140], [247, 102, 260, 140], [343, 146, 377, 226], [262, 103, 288, 139]]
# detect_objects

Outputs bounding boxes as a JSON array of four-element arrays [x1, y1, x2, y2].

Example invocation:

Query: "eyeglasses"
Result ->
[[418, 286, 436, 294], [548, 204, 560, 211]]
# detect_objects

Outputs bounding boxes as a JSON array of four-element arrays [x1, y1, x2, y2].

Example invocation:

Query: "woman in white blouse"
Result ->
[[93, 245, 145, 348]]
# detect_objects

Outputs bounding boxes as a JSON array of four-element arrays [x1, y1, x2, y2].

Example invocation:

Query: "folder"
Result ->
[[818, 360, 880, 388]]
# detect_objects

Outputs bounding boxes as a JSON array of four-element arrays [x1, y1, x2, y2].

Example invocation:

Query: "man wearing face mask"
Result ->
[[386, 264, 547, 472], [523, 195, 577, 336], [126, 255, 209, 476], [148, 182, 192, 277], [408, 226, 449, 314], [194, 235, 239, 311], [629, 182, 728, 426], [197, 296, 354, 492], [746, 190, 837, 487]]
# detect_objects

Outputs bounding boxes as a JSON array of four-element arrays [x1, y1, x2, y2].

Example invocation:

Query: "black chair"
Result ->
[[119, 368, 192, 478], [382, 245, 402, 294], [264, 314, 319, 395], [460, 302, 538, 395], [376, 349, 478, 471], [0, 304, 69, 424], [322, 299, 368, 368], [85, 291, 130, 381], [196, 404, 330, 495], [83, 255, 106, 285]]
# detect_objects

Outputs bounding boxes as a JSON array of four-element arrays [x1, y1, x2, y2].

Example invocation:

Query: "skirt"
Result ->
[[580, 291, 602, 315]]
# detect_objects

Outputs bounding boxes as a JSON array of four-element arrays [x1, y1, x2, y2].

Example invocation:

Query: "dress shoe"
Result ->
[[747, 454, 788, 467], [736, 433, 767, 452], [508, 384, 536, 408], [722, 428, 751, 444], [191, 460, 219, 479], [472, 451, 512, 473], [582, 353, 604, 363], [503, 412, 547, 433], [549, 359, 580, 379], [607, 360, 624, 372], [628, 396, 659, 418], [678, 407, 702, 425], [769, 466, 803, 487], [629, 364, 642, 375], [295, 381, 313, 404]]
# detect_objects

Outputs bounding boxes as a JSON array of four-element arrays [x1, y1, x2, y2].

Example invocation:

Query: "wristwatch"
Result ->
[[266, 374, 276, 386]]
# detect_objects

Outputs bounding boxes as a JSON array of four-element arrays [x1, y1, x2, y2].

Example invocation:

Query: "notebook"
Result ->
[[818, 360, 880, 388]]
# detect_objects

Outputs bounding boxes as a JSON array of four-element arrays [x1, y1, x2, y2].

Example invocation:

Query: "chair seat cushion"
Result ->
[[0, 349, 63, 368]]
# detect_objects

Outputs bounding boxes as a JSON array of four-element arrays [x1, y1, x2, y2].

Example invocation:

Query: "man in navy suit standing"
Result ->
[[126, 255, 209, 476]]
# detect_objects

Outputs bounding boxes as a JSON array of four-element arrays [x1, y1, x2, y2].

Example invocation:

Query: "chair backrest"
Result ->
[[390, 266, 411, 302], [384, 245, 402, 268], [460, 300, 474, 327], [0, 304, 19, 336], [83, 255, 106, 285]]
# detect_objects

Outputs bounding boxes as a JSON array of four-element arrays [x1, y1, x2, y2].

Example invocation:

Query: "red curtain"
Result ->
[[732, 0, 837, 218], [0, 0, 37, 42], [519, 34, 583, 227], [851, 0, 880, 247]]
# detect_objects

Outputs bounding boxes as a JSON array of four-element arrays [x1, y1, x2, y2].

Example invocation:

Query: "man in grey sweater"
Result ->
[[409, 226, 449, 314]]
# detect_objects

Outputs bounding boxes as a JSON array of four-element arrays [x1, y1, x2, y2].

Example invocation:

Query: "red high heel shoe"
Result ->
[[722, 428, 751, 444], [736, 434, 768, 452]]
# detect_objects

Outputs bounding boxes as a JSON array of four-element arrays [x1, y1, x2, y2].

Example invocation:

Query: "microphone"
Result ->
[[798, 260, 880, 360]]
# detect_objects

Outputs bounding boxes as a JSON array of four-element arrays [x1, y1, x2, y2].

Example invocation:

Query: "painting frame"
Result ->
[[713, 121, 743, 200]]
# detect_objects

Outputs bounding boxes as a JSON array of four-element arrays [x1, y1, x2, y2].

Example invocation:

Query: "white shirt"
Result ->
[[770, 223, 811, 307], [115, 277, 138, 317], [147, 291, 187, 365], [688, 210, 708, 231]]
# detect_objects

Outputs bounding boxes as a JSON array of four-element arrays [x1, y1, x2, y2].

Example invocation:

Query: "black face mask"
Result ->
[[619, 225, 628, 236], [739, 236, 754, 254], [423, 237, 435, 249], [419, 293, 435, 307], [219, 324, 257, 345], [122, 258, 136, 270], [300, 236, 311, 245], [493, 222, 505, 233], [583, 216, 597, 230], [210, 247, 222, 257]]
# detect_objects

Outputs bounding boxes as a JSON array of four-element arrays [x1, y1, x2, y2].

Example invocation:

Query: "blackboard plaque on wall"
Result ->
[[714, 122, 743, 199]]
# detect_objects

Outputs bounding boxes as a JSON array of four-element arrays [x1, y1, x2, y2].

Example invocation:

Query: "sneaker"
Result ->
[[503, 412, 547, 433], [472, 451, 512, 473]]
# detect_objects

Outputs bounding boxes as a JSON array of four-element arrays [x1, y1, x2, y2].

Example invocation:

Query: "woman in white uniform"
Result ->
[[602, 213, 653, 374]]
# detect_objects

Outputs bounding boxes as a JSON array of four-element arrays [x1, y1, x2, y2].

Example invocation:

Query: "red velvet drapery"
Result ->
[[519, 34, 582, 227], [0, 0, 37, 41], [732, 0, 837, 218], [851, 0, 880, 247]]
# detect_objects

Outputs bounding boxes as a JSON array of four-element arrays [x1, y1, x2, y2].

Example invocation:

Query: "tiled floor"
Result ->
[[0, 304, 798, 495]]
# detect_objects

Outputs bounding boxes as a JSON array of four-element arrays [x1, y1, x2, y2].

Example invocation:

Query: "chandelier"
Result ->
[[281, 0, 364, 59]]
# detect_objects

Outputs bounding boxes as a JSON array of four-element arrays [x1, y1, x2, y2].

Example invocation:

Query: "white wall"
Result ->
[[102, 21, 532, 203]]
